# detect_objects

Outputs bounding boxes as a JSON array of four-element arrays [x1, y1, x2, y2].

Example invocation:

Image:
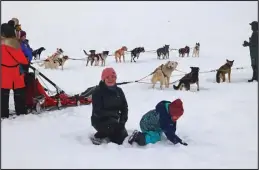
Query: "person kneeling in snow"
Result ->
[[91, 67, 129, 145], [128, 99, 188, 146]]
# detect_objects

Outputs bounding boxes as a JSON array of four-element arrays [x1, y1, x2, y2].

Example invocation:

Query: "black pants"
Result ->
[[1, 88, 27, 118], [252, 65, 258, 80], [94, 123, 128, 145]]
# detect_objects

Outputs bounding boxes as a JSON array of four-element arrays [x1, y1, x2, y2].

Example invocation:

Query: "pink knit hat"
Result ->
[[101, 67, 117, 80]]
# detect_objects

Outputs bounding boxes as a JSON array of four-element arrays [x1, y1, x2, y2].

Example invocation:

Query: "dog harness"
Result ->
[[158, 64, 168, 78], [54, 58, 63, 66]]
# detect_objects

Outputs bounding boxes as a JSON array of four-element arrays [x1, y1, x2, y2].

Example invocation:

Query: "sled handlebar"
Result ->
[[29, 65, 65, 94]]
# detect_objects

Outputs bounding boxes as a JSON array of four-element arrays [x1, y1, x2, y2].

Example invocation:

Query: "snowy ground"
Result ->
[[2, 1, 258, 169]]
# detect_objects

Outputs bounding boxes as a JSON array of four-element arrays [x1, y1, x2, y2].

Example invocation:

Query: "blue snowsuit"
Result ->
[[20, 40, 33, 62], [20, 40, 33, 74], [139, 100, 183, 144]]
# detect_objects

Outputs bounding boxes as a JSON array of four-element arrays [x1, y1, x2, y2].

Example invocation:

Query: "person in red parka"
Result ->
[[1, 23, 29, 118]]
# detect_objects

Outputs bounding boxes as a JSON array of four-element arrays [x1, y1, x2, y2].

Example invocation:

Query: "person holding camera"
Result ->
[[243, 21, 258, 82]]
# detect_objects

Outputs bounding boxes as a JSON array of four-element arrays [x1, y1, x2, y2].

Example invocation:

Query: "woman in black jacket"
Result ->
[[91, 67, 128, 145]]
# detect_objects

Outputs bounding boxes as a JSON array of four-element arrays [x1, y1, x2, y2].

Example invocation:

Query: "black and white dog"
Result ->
[[98, 51, 109, 66], [32, 47, 46, 60], [84, 50, 97, 66], [156, 44, 170, 59], [84, 50, 110, 66], [131, 47, 145, 62]]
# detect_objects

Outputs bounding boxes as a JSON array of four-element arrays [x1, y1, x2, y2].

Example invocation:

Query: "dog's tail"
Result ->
[[156, 50, 160, 57], [216, 70, 221, 83], [173, 82, 182, 90], [83, 50, 88, 56]]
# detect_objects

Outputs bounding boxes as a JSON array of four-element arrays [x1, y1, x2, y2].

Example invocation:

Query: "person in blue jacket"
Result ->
[[19, 30, 32, 73], [128, 99, 188, 146]]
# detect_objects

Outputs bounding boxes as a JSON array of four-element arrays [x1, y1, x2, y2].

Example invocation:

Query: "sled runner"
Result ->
[[10, 65, 93, 116]]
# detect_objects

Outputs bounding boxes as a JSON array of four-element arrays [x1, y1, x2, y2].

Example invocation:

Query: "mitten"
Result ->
[[243, 41, 249, 47], [179, 141, 188, 146]]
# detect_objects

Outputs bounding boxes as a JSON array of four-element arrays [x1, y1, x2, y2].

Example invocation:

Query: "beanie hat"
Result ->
[[101, 67, 117, 80], [250, 21, 258, 31], [11, 18, 19, 26], [8, 20, 15, 28], [168, 99, 184, 120], [20, 30, 26, 38], [250, 21, 258, 26]]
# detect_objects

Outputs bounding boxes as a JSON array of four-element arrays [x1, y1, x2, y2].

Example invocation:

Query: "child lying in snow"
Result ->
[[128, 99, 188, 146]]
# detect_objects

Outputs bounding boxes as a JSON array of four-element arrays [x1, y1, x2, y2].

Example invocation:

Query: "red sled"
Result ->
[[24, 68, 93, 113]]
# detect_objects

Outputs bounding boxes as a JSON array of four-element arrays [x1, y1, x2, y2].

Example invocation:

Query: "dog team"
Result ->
[[84, 43, 200, 66], [38, 48, 69, 70], [34, 42, 200, 70], [150, 59, 235, 91], [35, 42, 235, 91]]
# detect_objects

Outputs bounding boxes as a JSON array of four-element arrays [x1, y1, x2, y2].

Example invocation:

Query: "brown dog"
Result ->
[[151, 61, 178, 89], [114, 46, 128, 63], [216, 59, 234, 83], [178, 46, 190, 57], [39, 55, 69, 70]]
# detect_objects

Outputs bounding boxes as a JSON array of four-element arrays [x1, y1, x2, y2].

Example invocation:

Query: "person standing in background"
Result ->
[[11, 18, 22, 39], [20, 30, 33, 73], [1, 23, 29, 118], [243, 21, 258, 82], [8, 18, 32, 73]]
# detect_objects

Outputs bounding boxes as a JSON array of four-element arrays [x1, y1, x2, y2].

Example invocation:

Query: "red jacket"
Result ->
[[1, 38, 28, 89]]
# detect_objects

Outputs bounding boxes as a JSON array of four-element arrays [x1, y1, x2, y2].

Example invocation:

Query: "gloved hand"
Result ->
[[243, 41, 249, 47], [179, 141, 188, 146], [19, 65, 26, 75]]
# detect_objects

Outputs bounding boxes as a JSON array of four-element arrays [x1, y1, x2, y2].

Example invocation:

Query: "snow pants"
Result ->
[[94, 123, 128, 145], [140, 122, 162, 144], [1, 87, 27, 118]]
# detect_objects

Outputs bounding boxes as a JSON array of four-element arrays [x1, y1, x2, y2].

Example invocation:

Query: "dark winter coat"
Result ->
[[140, 100, 183, 144], [91, 80, 128, 130], [249, 31, 258, 66], [156, 101, 183, 144]]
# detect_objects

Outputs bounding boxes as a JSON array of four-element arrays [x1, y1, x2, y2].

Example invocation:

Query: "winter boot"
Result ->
[[128, 130, 146, 146], [90, 136, 110, 145], [248, 78, 258, 82], [90, 136, 103, 145], [248, 78, 255, 82], [90, 132, 110, 145]]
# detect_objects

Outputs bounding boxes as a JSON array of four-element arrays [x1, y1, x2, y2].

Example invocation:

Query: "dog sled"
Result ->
[[9, 65, 93, 116], [9, 65, 142, 118]]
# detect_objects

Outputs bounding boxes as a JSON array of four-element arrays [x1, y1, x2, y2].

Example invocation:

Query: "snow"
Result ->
[[1, 1, 258, 169]]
